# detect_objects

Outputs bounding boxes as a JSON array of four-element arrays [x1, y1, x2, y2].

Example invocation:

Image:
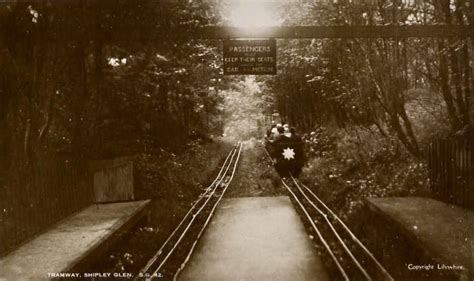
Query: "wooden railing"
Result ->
[[0, 153, 93, 256], [0, 154, 136, 256], [428, 139, 473, 208], [89, 157, 134, 203]]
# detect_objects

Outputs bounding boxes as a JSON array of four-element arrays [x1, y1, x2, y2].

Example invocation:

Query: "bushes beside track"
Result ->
[[300, 126, 432, 224], [89, 139, 233, 275], [134, 139, 233, 200]]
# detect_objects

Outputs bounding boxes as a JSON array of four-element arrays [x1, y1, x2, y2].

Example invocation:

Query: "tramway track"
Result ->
[[281, 176, 395, 281], [136, 143, 243, 280], [263, 143, 393, 280]]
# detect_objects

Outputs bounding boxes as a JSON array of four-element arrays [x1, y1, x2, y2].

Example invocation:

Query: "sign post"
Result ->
[[223, 39, 277, 75]]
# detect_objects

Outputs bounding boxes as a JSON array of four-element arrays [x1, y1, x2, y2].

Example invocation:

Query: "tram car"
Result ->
[[265, 136, 305, 177]]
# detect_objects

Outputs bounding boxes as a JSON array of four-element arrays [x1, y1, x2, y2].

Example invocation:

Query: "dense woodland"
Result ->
[[0, 0, 225, 254], [273, 0, 472, 155], [270, 0, 473, 220], [0, 0, 472, 255]]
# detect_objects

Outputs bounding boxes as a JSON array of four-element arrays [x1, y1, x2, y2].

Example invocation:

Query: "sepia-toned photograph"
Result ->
[[0, 0, 472, 280]]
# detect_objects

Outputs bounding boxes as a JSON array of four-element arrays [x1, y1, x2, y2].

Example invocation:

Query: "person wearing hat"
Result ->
[[270, 123, 283, 141], [283, 123, 292, 138], [266, 121, 276, 138]]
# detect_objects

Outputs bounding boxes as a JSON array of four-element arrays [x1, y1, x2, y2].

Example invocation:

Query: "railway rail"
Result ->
[[263, 143, 393, 281], [138, 142, 392, 280], [281, 176, 394, 281], [136, 143, 243, 280]]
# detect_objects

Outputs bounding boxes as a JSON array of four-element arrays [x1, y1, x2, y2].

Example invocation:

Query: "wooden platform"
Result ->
[[365, 197, 473, 280], [0, 200, 150, 281]]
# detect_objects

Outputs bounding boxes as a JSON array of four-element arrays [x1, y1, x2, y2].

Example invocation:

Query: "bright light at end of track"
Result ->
[[226, 1, 282, 28]]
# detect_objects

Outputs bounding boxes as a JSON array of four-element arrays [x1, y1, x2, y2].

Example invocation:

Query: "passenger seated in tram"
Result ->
[[266, 123, 283, 142], [266, 121, 276, 138], [283, 124, 292, 138], [272, 125, 284, 142], [264, 122, 304, 176], [280, 123, 301, 142]]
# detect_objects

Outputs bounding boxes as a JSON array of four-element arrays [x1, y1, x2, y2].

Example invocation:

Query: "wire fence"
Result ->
[[428, 139, 473, 209]]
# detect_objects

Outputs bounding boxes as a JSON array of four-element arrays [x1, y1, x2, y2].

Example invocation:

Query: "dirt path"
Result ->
[[226, 139, 284, 198]]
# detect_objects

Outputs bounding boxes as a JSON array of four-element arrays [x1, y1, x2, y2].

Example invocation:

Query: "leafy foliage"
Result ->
[[0, 0, 225, 254], [220, 77, 269, 141], [271, 0, 472, 157], [301, 126, 431, 222], [270, 0, 472, 228]]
